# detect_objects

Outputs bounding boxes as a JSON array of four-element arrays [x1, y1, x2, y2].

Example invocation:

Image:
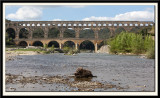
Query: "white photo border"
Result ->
[[3, 2, 158, 96]]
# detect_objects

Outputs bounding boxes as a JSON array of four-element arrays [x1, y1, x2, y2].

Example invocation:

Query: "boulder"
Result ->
[[74, 67, 93, 78]]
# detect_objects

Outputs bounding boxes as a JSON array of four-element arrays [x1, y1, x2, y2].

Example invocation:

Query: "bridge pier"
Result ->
[[75, 43, 78, 50], [59, 43, 63, 49], [95, 43, 98, 53]]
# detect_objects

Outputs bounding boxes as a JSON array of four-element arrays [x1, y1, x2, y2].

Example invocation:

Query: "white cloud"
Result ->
[[82, 10, 154, 21], [52, 19, 62, 21], [6, 6, 42, 20]]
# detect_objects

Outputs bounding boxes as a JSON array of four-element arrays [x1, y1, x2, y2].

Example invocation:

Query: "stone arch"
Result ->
[[98, 28, 111, 39], [6, 28, 16, 39], [19, 28, 29, 39], [79, 40, 95, 52], [63, 29, 76, 38], [130, 27, 141, 33], [18, 41, 28, 47], [115, 27, 126, 34], [63, 41, 75, 48], [48, 27, 60, 38], [32, 28, 44, 38], [48, 41, 59, 48], [79, 29, 95, 38], [32, 41, 43, 47], [6, 28, 16, 45]]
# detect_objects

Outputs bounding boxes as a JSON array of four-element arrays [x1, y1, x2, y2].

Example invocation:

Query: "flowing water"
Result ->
[[5, 53, 155, 92]]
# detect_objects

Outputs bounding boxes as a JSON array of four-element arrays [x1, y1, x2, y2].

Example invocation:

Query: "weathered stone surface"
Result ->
[[97, 45, 110, 53], [74, 67, 93, 78]]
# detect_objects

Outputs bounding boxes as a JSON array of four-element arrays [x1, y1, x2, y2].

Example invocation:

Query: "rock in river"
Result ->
[[74, 67, 93, 78]]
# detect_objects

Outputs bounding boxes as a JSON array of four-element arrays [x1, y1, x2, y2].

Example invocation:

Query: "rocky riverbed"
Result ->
[[5, 50, 155, 92]]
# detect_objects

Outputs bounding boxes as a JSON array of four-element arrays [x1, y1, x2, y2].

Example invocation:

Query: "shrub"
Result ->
[[43, 43, 48, 49], [108, 32, 155, 55], [50, 45, 55, 53], [63, 46, 71, 53], [146, 46, 155, 59]]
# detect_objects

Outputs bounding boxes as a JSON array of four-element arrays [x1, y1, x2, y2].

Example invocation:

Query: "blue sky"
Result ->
[[5, 5, 154, 21]]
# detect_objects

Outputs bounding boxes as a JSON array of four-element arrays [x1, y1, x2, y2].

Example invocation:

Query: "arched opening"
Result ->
[[80, 40, 95, 53], [98, 28, 111, 39], [32, 41, 43, 47], [6, 28, 16, 45], [19, 28, 29, 39], [32, 28, 44, 38], [79, 29, 95, 38], [48, 41, 59, 48], [98, 40, 107, 50], [19, 41, 28, 47], [130, 27, 141, 33], [115, 27, 126, 34], [63, 41, 75, 48], [6, 28, 15, 39], [48, 27, 60, 38], [63, 29, 75, 38]]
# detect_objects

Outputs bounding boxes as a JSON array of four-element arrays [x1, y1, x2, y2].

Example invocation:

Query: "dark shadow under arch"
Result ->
[[48, 41, 59, 48], [6, 28, 16, 45], [80, 40, 95, 52], [63, 41, 75, 48], [19, 41, 28, 47], [98, 40, 107, 50], [6, 28, 15, 39], [32, 41, 43, 47]]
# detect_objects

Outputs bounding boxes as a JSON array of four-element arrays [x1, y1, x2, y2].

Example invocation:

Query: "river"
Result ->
[[5, 53, 155, 92]]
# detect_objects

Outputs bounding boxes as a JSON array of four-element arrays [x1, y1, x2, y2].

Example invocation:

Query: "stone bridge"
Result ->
[[6, 21, 154, 52]]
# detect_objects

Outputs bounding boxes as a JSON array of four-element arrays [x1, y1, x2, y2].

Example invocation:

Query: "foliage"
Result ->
[[146, 46, 155, 59], [6, 32, 15, 45], [14, 48, 42, 51], [49, 45, 55, 53], [43, 43, 48, 49], [62, 46, 71, 53], [108, 31, 155, 55]]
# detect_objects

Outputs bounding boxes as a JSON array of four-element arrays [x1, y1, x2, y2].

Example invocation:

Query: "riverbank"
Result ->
[[5, 52, 155, 91], [5, 51, 39, 61]]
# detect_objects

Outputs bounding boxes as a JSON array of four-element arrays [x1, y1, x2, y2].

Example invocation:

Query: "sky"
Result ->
[[5, 5, 155, 21]]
